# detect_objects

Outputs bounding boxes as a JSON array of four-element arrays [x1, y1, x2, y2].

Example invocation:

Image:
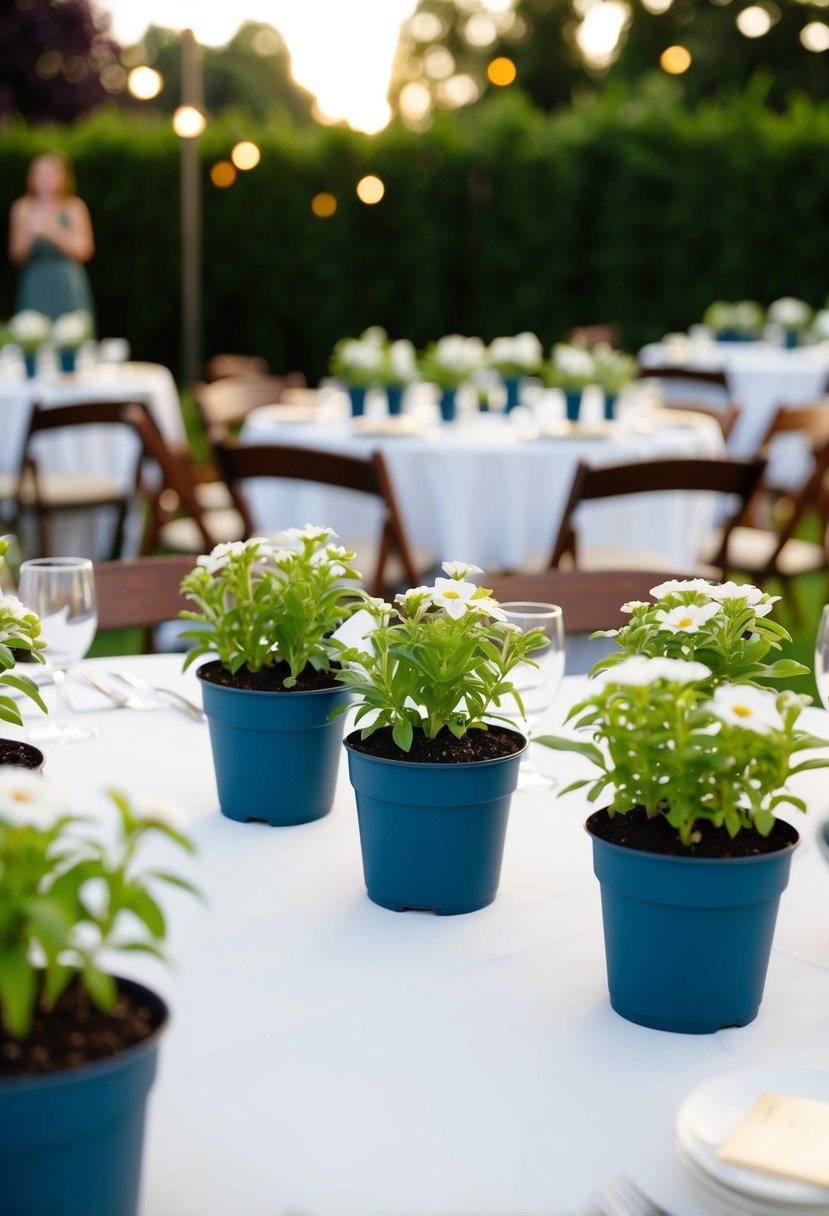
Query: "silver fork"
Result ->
[[587, 1176, 674, 1216], [82, 670, 165, 711], [107, 667, 205, 722]]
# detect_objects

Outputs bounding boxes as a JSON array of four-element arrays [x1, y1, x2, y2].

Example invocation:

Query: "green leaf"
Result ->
[[0, 945, 36, 1038], [82, 962, 117, 1012], [147, 871, 204, 901], [392, 718, 413, 752], [533, 735, 604, 765], [129, 888, 166, 939]]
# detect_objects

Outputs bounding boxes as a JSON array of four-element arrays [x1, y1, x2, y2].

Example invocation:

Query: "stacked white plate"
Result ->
[[676, 1067, 829, 1215]]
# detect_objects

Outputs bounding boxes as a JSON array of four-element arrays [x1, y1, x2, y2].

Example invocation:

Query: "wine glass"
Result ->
[[815, 606, 829, 712], [17, 557, 98, 742], [501, 602, 565, 789]]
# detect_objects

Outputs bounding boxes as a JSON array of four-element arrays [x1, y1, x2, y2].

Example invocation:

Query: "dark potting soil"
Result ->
[[198, 658, 340, 693], [0, 980, 160, 1077], [350, 725, 523, 764], [587, 804, 799, 859], [0, 739, 43, 770]]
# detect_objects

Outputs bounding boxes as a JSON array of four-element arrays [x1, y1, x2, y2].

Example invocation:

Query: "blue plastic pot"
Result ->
[[603, 393, 617, 421], [59, 348, 76, 374], [503, 376, 522, 413], [344, 728, 527, 915], [347, 386, 367, 417], [564, 389, 582, 423], [198, 662, 350, 825], [587, 811, 798, 1034], [784, 329, 800, 350], [0, 978, 167, 1216], [386, 384, 404, 415], [23, 352, 37, 379], [439, 388, 456, 422], [716, 331, 756, 343]]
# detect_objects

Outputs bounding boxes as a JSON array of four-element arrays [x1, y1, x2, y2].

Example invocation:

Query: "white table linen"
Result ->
[[639, 339, 829, 487], [10, 656, 829, 1216], [0, 362, 186, 558], [241, 405, 724, 572]]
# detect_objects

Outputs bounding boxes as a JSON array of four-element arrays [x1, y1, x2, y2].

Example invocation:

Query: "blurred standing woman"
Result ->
[[9, 152, 95, 326]]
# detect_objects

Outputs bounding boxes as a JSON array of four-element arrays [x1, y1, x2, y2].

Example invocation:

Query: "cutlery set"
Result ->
[[81, 669, 205, 721]]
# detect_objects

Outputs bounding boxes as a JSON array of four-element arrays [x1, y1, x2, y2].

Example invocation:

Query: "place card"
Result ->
[[716, 1091, 829, 1188]]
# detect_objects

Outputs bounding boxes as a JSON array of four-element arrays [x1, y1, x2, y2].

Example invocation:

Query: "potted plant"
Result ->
[[329, 327, 387, 416], [0, 539, 47, 769], [419, 335, 486, 422], [180, 530, 363, 826], [488, 332, 543, 413], [702, 299, 764, 342], [377, 338, 417, 416], [0, 775, 196, 1216], [335, 562, 546, 914], [545, 343, 597, 422], [767, 296, 814, 348], [52, 310, 92, 374], [7, 310, 51, 378], [591, 344, 637, 420], [537, 578, 829, 1034]]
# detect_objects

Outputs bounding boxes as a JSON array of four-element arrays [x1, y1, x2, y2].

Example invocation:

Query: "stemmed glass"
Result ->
[[17, 557, 98, 742], [501, 602, 565, 789]]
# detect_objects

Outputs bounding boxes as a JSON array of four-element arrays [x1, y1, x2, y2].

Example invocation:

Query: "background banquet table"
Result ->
[[241, 405, 724, 572], [639, 339, 829, 486], [15, 655, 829, 1216], [0, 361, 186, 557]]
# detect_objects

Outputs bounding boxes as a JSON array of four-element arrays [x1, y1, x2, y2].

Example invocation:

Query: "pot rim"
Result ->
[[584, 808, 800, 866], [0, 737, 45, 772], [0, 976, 169, 1092], [196, 658, 346, 699], [344, 724, 528, 771]]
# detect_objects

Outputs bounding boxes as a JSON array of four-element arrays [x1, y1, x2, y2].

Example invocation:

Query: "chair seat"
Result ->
[[194, 480, 234, 511], [561, 545, 722, 578], [159, 508, 246, 553], [699, 526, 828, 578], [0, 471, 125, 508]]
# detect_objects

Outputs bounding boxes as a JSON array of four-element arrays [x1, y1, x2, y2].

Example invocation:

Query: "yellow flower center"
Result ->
[[732, 704, 753, 718], [677, 616, 694, 628], [443, 590, 461, 600]]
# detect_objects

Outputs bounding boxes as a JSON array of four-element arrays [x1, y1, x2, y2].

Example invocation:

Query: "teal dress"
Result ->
[[16, 210, 95, 330]]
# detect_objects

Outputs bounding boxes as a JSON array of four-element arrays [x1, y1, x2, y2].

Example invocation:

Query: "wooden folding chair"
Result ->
[[211, 432, 429, 597], [567, 324, 620, 349], [549, 456, 767, 576], [205, 354, 270, 382], [658, 400, 742, 442], [192, 376, 297, 431]]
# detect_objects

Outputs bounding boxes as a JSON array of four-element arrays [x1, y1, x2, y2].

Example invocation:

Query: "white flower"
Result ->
[[655, 602, 721, 634], [709, 685, 782, 733], [768, 297, 812, 329], [196, 540, 246, 574], [599, 655, 711, 687], [0, 594, 32, 619], [441, 560, 483, 580], [79, 876, 109, 919], [284, 525, 336, 545], [8, 310, 51, 346], [489, 332, 542, 371], [433, 335, 486, 375], [131, 794, 185, 828], [813, 310, 829, 340], [337, 338, 385, 374], [552, 343, 596, 379], [388, 339, 416, 382], [706, 582, 780, 616], [430, 577, 480, 619], [363, 596, 393, 616], [620, 600, 649, 614], [361, 326, 388, 348], [649, 578, 717, 599], [0, 771, 64, 829], [52, 310, 91, 349]]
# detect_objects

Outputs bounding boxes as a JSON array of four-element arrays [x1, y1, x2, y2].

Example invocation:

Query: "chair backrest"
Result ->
[[660, 399, 741, 441], [23, 399, 215, 556], [95, 556, 194, 631], [205, 354, 270, 382], [485, 568, 698, 675], [210, 433, 420, 595], [193, 377, 291, 430], [638, 364, 730, 390], [757, 402, 829, 453], [549, 455, 767, 571], [750, 404, 829, 563]]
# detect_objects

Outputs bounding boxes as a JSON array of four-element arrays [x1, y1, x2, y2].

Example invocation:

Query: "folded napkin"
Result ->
[[717, 1091, 829, 1188]]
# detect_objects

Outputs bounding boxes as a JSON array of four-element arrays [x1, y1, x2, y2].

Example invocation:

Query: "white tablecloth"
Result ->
[[11, 656, 829, 1216], [241, 406, 724, 572], [639, 339, 829, 486], [0, 362, 186, 558]]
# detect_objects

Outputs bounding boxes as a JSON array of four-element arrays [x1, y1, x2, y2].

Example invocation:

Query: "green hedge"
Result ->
[[3, 88, 829, 381]]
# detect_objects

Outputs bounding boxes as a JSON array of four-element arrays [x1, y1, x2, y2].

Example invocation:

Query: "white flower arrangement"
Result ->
[[702, 300, 765, 337], [488, 332, 543, 377], [419, 335, 486, 390], [381, 338, 418, 386], [52, 310, 93, 350], [330, 329, 388, 387], [8, 310, 51, 353], [545, 343, 597, 390], [767, 296, 814, 332]]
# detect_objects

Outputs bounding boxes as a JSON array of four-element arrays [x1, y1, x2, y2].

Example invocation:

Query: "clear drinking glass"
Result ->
[[815, 606, 829, 711], [501, 602, 565, 789], [17, 557, 98, 742]]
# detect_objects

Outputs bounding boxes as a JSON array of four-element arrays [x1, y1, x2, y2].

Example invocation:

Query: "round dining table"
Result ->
[[241, 401, 725, 573], [13, 654, 829, 1216]]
